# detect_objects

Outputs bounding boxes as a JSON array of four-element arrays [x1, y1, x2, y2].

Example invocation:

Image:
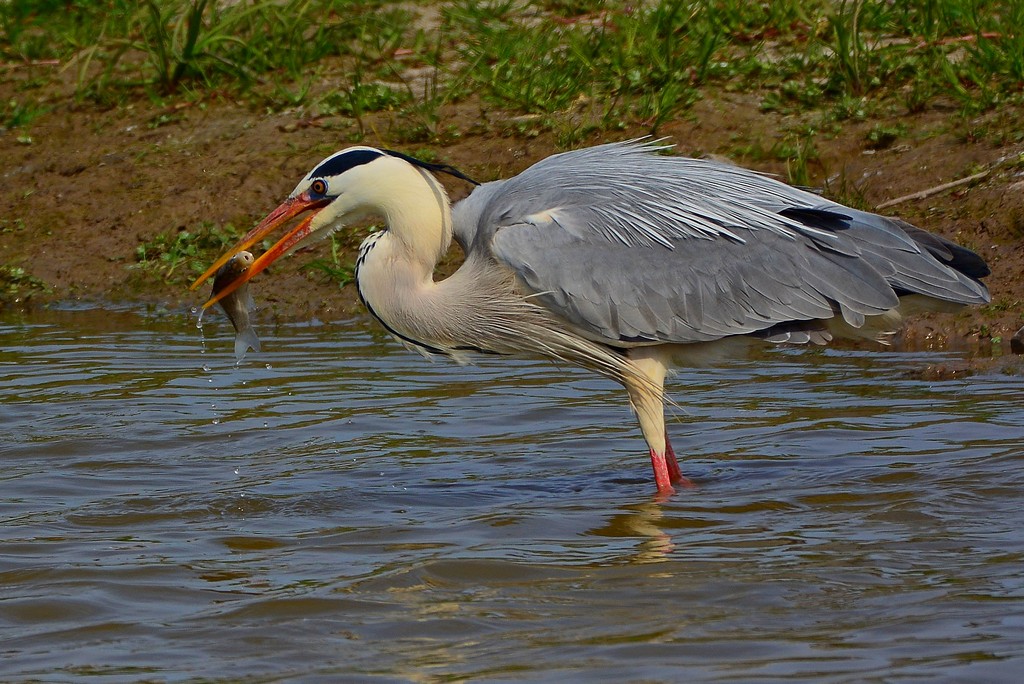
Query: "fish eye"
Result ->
[[310, 179, 328, 196]]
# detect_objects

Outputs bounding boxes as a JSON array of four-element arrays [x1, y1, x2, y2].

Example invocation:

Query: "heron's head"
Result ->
[[191, 147, 476, 308], [190, 147, 399, 308]]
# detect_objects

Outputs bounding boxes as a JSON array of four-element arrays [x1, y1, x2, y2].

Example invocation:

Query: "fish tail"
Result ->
[[234, 326, 262, 362]]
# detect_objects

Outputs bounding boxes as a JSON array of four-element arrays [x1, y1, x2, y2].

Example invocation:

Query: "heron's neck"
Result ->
[[379, 166, 453, 278], [355, 166, 462, 353]]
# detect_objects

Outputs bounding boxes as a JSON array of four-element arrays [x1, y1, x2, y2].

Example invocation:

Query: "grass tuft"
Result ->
[[132, 222, 242, 282], [303, 234, 356, 288], [0, 264, 49, 302]]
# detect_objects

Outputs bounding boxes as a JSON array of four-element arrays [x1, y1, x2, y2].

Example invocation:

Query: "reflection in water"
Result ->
[[1, 305, 1024, 681], [590, 501, 676, 563]]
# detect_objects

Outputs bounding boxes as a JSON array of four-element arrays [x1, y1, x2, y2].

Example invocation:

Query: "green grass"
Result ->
[[132, 222, 242, 283], [1, 97, 49, 129], [865, 122, 908, 149], [2, 0, 1022, 144], [8, 0, 1024, 121], [446, 1, 721, 132], [302, 234, 356, 288], [0, 264, 48, 302], [1, 0, 413, 105]]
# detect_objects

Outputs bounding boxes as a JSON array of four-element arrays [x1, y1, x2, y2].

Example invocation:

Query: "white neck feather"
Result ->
[[352, 156, 460, 352], [367, 157, 453, 274]]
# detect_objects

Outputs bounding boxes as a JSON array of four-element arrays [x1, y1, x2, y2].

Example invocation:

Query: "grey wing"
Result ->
[[459, 140, 988, 345], [456, 139, 832, 250], [491, 219, 898, 344]]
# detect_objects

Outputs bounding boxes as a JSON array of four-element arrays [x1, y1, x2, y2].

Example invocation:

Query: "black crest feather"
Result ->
[[384, 149, 480, 186], [310, 148, 383, 178]]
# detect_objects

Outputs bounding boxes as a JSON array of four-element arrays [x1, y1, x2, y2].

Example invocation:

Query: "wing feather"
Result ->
[[452, 140, 989, 345]]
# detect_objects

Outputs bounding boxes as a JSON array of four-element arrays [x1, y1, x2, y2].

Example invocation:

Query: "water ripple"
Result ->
[[1, 306, 1023, 681]]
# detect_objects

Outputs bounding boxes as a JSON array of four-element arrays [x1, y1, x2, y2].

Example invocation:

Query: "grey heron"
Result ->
[[192, 140, 990, 493]]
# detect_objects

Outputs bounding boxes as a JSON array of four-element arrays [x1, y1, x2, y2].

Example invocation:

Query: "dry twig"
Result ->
[[877, 169, 991, 210]]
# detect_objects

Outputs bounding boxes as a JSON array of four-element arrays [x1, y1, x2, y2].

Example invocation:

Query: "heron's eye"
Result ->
[[310, 179, 328, 196]]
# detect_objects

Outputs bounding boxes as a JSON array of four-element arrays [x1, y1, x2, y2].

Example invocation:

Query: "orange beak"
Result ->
[[191, 192, 331, 309]]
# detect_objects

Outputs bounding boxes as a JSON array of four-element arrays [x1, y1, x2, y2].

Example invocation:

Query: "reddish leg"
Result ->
[[665, 433, 696, 489], [649, 448, 674, 493]]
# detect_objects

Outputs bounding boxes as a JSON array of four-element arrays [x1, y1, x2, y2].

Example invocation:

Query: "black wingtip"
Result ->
[[895, 220, 991, 280], [383, 149, 480, 186]]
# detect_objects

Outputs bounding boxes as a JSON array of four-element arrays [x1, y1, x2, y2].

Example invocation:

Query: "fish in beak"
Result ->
[[190, 191, 331, 309], [210, 251, 261, 362]]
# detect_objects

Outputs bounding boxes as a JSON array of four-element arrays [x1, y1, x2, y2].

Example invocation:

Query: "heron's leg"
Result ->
[[625, 350, 679, 493], [664, 432, 695, 488], [648, 448, 674, 492], [664, 432, 683, 482]]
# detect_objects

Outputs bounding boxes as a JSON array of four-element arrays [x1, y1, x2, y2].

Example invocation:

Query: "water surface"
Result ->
[[2, 305, 1023, 682]]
